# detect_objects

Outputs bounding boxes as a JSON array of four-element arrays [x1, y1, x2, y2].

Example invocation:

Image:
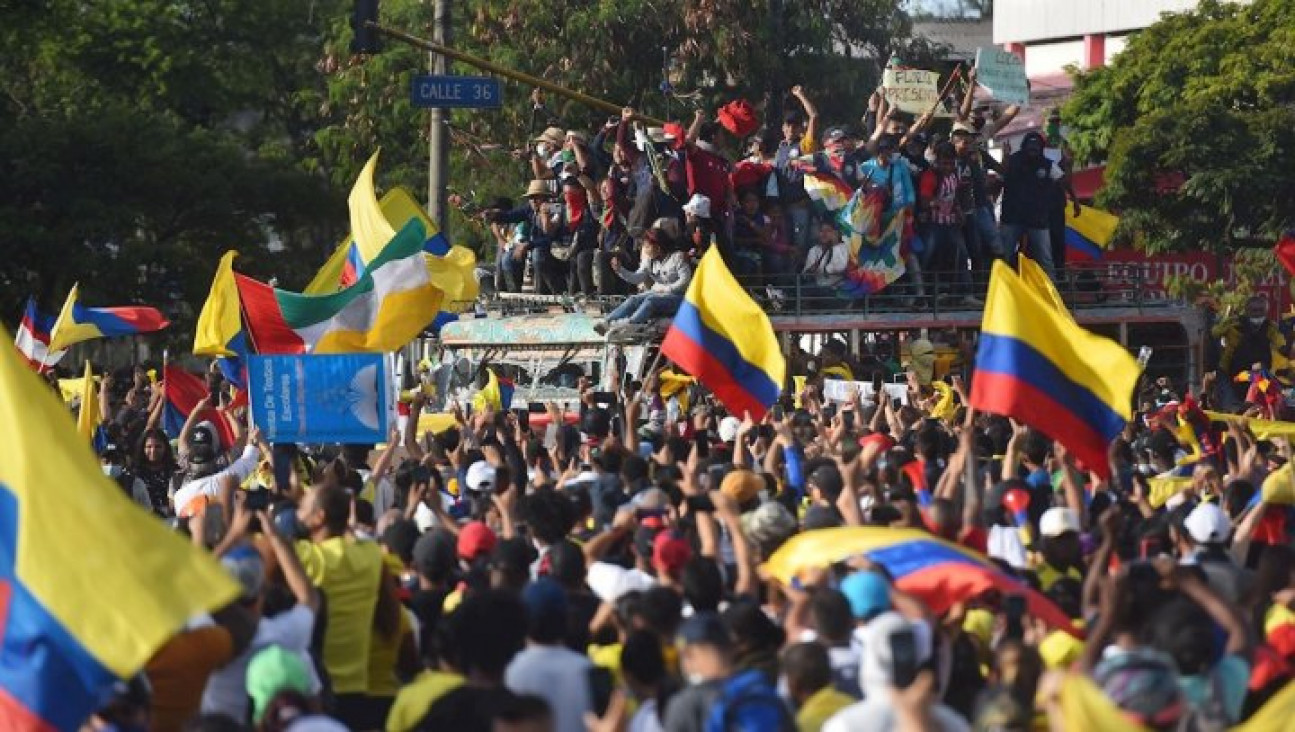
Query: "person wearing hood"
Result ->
[[998, 131, 1062, 279]]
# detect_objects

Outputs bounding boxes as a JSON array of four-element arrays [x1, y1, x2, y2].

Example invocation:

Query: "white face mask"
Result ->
[[536, 142, 552, 158], [102, 464, 123, 478], [1249, 316, 1266, 327], [686, 672, 706, 686]]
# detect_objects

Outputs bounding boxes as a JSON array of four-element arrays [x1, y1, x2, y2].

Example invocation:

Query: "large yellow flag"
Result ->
[[0, 323, 240, 729], [194, 250, 242, 357], [76, 360, 100, 443]]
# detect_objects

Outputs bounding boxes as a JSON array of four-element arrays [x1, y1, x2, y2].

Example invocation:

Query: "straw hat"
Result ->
[[533, 126, 564, 146], [523, 179, 554, 198]]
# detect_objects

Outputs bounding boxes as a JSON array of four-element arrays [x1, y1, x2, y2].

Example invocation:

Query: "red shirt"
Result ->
[[686, 143, 733, 216]]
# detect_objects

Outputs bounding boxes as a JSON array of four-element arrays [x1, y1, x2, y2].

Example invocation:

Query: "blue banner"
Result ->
[[249, 354, 388, 444]]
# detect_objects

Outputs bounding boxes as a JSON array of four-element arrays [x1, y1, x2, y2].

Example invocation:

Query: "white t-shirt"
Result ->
[[586, 561, 657, 602], [628, 698, 665, 732], [201, 605, 319, 721], [173, 445, 261, 516], [505, 645, 593, 732]]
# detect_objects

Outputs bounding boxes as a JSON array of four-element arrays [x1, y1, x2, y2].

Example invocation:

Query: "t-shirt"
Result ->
[[505, 645, 594, 732], [173, 445, 261, 517], [295, 536, 385, 694], [1000, 151, 1063, 228], [662, 680, 723, 732], [797, 686, 856, 732], [586, 561, 657, 602], [686, 142, 734, 217], [201, 605, 319, 722], [630, 698, 666, 732], [147, 626, 235, 732], [369, 606, 417, 698], [385, 670, 464, 732], [821, 697, 970, 732]]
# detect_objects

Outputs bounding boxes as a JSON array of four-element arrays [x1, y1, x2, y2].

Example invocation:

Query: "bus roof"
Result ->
[[439, 312, 603, 347]]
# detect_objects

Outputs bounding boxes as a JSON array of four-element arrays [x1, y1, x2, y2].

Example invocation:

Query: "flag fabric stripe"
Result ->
[[1275, 231, 1295, 277], [0, 323, 240, 731], [48, 285, 170, 352], [762, 527, 1081, 637], [14, 298, 65, 372], [239, 219, 442, 355], [803, 171, 855, 213], [235, 274, 307, 354], [979, 263, 1134, 420], [975, 335, 1125, 443], [661, 304, 781, 417], [163, 365, 236, 447], [1063, 204, 1118, 262], [0, 495, 118, 732], [660, 247, 786, 421], [971, 261, 1139, 479]]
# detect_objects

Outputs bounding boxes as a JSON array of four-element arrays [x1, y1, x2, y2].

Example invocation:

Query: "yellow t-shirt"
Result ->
[[796, 686, 855, 732], [295, 536, 385, 694], [385, 670, 464, 732], [1033, 560, 1082, 593], [369, 605, 414, 697]]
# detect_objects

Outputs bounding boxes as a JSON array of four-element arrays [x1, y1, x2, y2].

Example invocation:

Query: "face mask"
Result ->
[[686, 672, 706, 686], [102, 464, 123, 478], [536, 143, 552, 158], [1249, 317, 1266, 327]]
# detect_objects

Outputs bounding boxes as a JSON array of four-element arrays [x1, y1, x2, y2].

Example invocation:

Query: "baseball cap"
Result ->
[[1039, 507, 1082, 538], [221, 545, 265, 601], [677, 611, 732, 648], [839, 570, 891, 621], [652, 530, 693, 577], [823, 126, 847, 143], [189, 424, 218, 464], [465, 461, 497, 492], [720, 469, 763, 504], [718, 416, 742, 443], [381, 519, 421, 565], [522, 577, 569, 625], [246, 645, 312, 723], [457, 521, 497, 561], [1184, 502, 1230, 544], [807, 465, 844, 497]]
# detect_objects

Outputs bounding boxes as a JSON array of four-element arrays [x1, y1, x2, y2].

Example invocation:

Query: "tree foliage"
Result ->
[[1063, 0, 1295, 253]]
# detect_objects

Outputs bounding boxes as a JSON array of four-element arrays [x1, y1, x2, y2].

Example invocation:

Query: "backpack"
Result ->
[[703, 669, 795, 732]]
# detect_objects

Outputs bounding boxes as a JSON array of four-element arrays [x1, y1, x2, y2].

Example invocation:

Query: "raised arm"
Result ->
[[790, 85, 820, 149], [980, 104, 1021, 139], [958, 67, 978, 121]]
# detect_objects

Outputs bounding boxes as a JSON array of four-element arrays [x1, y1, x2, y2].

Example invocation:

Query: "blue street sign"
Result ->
[[410, 75, 502, 109]]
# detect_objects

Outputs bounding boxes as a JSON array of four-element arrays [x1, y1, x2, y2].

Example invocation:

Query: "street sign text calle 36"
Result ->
[[410, 75, 502, 109]]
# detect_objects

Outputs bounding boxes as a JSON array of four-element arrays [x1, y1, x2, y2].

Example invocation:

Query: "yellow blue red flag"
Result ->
[[193, 250, 249, 387], [0, 324, 239, 731], [661, 247, 785, 420], [48, 284, 170, 352], [971, 261, 1139, 477], [1064, 204, 1119, 262]]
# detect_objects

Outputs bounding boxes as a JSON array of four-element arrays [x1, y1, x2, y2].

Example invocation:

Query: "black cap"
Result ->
[[188, 425, 217, 464], [381, 519, 421, 565], [545, 540, 586, 586]]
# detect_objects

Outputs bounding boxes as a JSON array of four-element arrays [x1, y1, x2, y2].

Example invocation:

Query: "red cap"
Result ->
[[663, 123, 686, 150], [717, 99, 759, 138], [457, 521, 498, 561], [652, 531, 693, 577], [858, 433, 896, 452]]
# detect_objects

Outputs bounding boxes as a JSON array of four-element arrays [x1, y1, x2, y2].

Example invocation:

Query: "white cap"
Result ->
[[1185, 502, 1231, 544], [1039, 507, 1082, 538], [465, 461, 497, 492], [682, 193, 712, 219], [858, 612, 934, 695], [718, 416, 743, 443]]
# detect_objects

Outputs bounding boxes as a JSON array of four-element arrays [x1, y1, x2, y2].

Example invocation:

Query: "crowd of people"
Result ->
[[69, 325, 1295, 731], [478, 77, 1080, 323]]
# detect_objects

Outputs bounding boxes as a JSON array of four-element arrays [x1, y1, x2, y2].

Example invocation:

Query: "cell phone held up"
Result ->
[[889, 628, 919, 689]]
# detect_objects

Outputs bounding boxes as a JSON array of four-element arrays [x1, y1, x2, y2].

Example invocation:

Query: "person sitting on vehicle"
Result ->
[[594, 228, 692, 336], [801, 221, 849, 308]]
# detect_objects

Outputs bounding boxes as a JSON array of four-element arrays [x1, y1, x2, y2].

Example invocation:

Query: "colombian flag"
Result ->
[[1063, 204, 1119, 262], [661, 247, 786, 420], [161, 365, 237, 448], [971, 261, 1139, 478], [192, 250, 249, 389], [0, 324, 239, 731], [47, 284, 170, 352], [764, 527, 1080, 637]]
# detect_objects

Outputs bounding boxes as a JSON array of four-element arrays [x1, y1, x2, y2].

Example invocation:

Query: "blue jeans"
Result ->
[[999, 223, 1055, 278], [607, 293, 682, 324]]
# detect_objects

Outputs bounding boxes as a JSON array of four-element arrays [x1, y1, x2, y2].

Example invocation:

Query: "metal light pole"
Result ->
[[428, 0, 451, 237]]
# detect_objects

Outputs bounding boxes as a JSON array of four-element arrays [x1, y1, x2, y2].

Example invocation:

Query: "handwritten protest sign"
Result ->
[[250, 353, 389, 443], [974, 47, 1029, 105], [882, 68, 955, 117]]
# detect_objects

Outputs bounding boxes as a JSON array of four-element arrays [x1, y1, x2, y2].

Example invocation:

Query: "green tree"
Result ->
[[1064, 0, 1295, 253], [0, 0, 343, 339]]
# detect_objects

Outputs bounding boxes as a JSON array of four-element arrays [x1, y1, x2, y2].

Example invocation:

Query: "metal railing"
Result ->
[[469, 262, 1184, 319]]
